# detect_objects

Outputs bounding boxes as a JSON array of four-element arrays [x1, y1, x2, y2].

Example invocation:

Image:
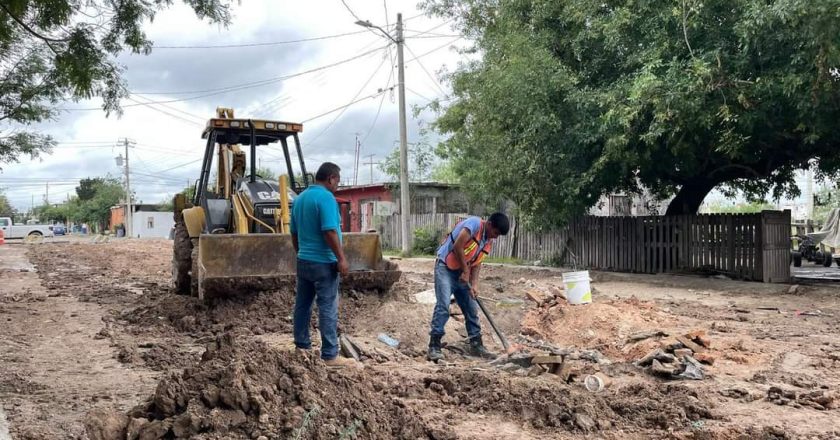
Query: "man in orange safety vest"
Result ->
[[427, 212, 510, 361]]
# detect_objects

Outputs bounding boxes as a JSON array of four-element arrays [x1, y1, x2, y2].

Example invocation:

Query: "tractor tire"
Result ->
[[824, 254, 833, 267], [792, 252, 802, 267], [172, 221, 193, 295]]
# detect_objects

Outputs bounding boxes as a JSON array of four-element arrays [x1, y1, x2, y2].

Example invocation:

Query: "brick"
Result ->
[[675, 335, 706, 353], [553, 360, 585, 382], [694, 335, 712, 348], [673, 348, 693, 358], [694, 353, 716, 365], [685, 329, 707, 340], [525, 289, 546, 304], [532, 355, 564, 365]]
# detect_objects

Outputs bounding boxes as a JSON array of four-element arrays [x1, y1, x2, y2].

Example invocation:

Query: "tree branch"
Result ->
[[0, 3, 70, 43], [681, 0, 695, 59]]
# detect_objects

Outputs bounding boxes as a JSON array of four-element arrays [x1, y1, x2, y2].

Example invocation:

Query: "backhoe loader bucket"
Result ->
[[196, 232, 400, 301]]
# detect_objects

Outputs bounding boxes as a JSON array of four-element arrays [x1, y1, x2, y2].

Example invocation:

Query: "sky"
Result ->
[[0, 0, 465, 211]]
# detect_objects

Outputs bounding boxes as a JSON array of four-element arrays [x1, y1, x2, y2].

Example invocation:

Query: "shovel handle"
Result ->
[[466, 281, 510, 351]]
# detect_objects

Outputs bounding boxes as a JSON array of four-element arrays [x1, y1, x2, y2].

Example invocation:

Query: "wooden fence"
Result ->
[[376, 210, 790, 283]]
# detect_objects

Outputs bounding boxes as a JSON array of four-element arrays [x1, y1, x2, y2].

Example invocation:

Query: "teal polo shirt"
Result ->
[[290, 184, 343, 263]]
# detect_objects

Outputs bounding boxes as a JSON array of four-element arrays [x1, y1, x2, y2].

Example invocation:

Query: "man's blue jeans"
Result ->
[[429, 261, 481, 339], [293, 259, 340, 360]]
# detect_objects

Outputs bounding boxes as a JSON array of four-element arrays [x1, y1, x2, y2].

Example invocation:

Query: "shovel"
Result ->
[[465, 282, 510, 352]]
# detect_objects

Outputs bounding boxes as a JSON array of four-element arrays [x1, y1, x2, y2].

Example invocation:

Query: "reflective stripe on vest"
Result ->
[[444, 219, 493, 270]]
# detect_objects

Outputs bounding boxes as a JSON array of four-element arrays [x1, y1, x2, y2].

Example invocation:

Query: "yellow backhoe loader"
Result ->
[[172, 108, 400, 301]]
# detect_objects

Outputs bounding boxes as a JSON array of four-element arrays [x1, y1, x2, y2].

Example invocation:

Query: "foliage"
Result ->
[[0, 0, 232, 166], [412, 226, 443, 255], [76, 177, 105, 200], [33, 202, 70, 222], [429, 160, 460, 184], [814, 183, 840, 224], [379, 142, 436, 182], [424, 0, 840, 224], [701, 200, 774, 214], [0, 189, 13, 217], [255, 166, 277, 181]]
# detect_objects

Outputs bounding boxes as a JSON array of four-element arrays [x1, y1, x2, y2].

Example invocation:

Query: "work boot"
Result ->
[[324, 356, 361, 369], [427, 335, 444, 362], [467, 335, 496, 359]]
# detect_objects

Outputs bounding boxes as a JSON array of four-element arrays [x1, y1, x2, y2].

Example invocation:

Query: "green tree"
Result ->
[[76, 177, 105, 200], [425, 0, 840, 224], [0, 189, 14, 217], [379, 142, 435, 182], [0, 1, 231, 167], [430, 160, 460, 184], [701, 200, 774, 214]]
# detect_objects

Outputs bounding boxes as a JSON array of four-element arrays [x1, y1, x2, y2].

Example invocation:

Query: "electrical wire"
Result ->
[[152, 30, 369, 49], [305, 50, 390, 147], [402, 42, 447, 96], [62, 45, 389, 110]]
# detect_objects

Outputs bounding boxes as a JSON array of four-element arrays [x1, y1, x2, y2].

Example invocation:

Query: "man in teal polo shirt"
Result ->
[[290, 162, 356, 368]]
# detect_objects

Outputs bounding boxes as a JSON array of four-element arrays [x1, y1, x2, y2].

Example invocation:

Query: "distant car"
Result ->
[[52, 225, 67, 236]]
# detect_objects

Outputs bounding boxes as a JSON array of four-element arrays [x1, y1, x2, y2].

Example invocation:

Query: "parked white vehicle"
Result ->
[[0, 217, 55, 238]]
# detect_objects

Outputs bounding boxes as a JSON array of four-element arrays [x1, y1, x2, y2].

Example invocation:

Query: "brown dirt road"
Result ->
[[1, 239, 839, 439]]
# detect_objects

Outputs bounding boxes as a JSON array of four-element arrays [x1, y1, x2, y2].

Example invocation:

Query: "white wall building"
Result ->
[[131, 209, 174, 239]]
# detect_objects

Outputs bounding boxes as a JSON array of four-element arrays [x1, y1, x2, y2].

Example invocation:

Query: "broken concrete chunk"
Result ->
[[627, 330, 668, 343], [679, 362, 705, 380], [651, 359, 677, 376], [636, 349, 675, 367]]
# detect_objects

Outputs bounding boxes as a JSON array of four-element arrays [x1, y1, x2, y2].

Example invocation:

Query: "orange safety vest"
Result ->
[[443, 219, 493, 270]]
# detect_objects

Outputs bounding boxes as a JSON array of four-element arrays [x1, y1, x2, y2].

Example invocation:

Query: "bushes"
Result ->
[[412, 227, 443, 256]]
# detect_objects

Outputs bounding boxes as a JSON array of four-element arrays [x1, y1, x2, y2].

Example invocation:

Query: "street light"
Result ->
[[357, 13, 412, 255]]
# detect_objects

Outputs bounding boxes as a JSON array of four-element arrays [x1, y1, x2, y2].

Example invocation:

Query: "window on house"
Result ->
[[147, 217, 154, 229]]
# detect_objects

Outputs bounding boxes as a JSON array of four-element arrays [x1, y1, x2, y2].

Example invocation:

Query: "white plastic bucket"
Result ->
[[562, 271, 592, 305]]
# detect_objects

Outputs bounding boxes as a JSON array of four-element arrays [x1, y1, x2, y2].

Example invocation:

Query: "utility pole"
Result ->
[[45, 182, 49, 205], [124, 138, 132, 238], [354, 12, 412, 253], [353, 133, 361, 186], [362, 154, 377, 184], [396, 12, 411, 254]]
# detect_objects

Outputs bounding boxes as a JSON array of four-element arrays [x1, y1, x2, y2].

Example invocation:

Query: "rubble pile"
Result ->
[[490, 336, 611, 384], [635, 329, 714, 380], [766, 386, 838, 411]]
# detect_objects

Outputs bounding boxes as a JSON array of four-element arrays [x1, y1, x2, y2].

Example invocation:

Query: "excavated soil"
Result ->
[[2, 240, 840, 439]]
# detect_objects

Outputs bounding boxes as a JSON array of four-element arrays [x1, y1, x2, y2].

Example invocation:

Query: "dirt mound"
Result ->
[[423, 370, 716, 434], [109, 333, 440, 440], [521, 297, 677, 359], [123, 289, 297, 337]]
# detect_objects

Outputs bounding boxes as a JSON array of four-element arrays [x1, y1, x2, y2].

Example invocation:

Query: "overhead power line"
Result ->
[[305, 51, 391, 146], [301, 86, 395, 124], [152, 30, 368, 49], [62, 44, 390, 110], [403, 42, 447, 96]]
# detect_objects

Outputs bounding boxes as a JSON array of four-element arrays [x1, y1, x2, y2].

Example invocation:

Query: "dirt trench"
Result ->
[[1, 239, 839, 439]]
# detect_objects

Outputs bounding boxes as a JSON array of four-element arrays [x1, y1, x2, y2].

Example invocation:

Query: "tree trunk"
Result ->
[[665, 179, 718, 215]]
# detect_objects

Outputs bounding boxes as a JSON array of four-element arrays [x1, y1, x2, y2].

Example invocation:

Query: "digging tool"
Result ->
[[465, 282, 510, 352]]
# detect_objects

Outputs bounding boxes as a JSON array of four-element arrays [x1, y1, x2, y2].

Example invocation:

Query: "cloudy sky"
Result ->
[[1, 0, 465, 211]]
